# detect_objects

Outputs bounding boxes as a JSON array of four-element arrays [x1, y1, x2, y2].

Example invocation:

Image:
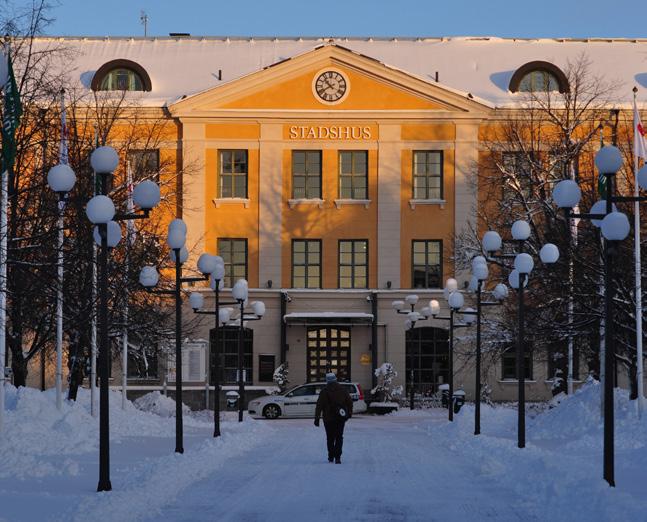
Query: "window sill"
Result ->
[[409, 199, 446, 210], [498, 380, 537, 384], [288, 198, 324, 209], [213, 198, 250, 209], [334, 199, 371, 209], [544, 379, 583, 384]]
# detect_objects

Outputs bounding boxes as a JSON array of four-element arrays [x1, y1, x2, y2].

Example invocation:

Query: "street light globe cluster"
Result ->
[[552, 145, 639, 242], [85, 146, 162, 226]]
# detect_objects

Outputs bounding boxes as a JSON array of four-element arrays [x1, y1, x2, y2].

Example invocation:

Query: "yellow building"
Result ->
[[30, 36, 647, 405]]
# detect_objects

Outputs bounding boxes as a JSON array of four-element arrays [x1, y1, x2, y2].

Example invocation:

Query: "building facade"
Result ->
[[26, 36, 647, 404]]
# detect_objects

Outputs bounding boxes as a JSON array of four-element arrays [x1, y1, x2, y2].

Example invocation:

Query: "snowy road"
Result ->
[[2, 385, 646, 522], [152, 413, 537, 522]]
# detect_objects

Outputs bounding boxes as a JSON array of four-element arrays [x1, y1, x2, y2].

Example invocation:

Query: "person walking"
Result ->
[[314, 373, 353, 464]]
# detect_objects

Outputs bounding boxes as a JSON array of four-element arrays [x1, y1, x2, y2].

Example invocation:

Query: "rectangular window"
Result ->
[[502, 347, 533, 381], [258, 354, 276, 382], [413, 151, 443, 200], [338, 240, 368, 289], [218, 238, 247, 288], [292, 151, 321, 199], [292, 239, 322, 288], [412, 240, 442, 289], [502, 151, 533, 202], [212, 327, 253, 385], [127, 342, 159, 380], [339, 151, 368, 199], [127, 149, 160, 181], [219, 150, 248, 198]]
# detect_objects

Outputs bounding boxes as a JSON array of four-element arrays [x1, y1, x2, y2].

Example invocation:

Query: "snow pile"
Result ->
[[0, 386, 211, 480], [134, 391, 190, 418], [422, 381, 647, 521]]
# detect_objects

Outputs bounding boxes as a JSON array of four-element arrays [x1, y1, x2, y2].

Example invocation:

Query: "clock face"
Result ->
[[315, 71, 347, 103]]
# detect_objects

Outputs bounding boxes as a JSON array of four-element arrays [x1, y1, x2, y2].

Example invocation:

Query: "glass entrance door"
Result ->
[[306, 327, 351, 382]]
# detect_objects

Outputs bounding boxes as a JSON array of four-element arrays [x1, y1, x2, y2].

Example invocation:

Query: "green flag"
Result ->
[[598, 171, 607, 199], [1, 49, 22, 174]]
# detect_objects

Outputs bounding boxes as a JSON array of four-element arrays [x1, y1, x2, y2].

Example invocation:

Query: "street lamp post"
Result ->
[[86, 146, 161, 492], [392, 294, 428, 410], [394, 282, 473, 422], [139, 219, 208, 454], [190, 253, 229, 437], [552, 144, 646, 487], [466, 258, 508, 435], [482, 224, 559, 448], [46, 164, 77, 410], [231, 279, 265, 422]]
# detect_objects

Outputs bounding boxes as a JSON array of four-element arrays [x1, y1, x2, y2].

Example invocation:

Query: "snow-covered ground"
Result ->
[[0, 381, 645, 521]]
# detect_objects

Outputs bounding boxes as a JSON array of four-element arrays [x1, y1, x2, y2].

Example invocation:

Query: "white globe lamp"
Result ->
[[595, 145, 623, 174], [552, 180, 582, 209], [539, 243, 560, 264], [90, 146, 119, 173], [139, 266, 159, 288], [482, 231, 502, 252], [132, 180, 161, 210], [86, 195, 115, 224], [47, 164, 76, 194], [601, 212, 630, 241]]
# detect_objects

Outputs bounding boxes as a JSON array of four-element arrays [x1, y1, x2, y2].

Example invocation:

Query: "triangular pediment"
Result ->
[[170, 44, 491, 115]]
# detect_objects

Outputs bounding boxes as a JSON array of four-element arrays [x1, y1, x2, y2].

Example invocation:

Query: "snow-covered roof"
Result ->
[[33, 36, 647, 108], [284, 312, 374, 323]]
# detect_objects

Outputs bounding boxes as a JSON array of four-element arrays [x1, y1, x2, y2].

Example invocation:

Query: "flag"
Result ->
[[126, 160, 135, 246], [598, 129, 606, 198], [1, 46, 22, 174], [59, 89, 68, 165], [635, 98, 647, 161]]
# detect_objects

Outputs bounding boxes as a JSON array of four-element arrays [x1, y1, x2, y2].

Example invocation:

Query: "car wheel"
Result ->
[[263, 404, 281, 419]]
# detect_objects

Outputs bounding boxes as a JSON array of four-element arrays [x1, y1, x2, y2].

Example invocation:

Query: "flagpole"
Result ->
[[55, 88, 67, 411], [90, 126, 99, 417], [0, 165, 6, 432], [121, 161, 134, 410], [633, 87, 644, 416]]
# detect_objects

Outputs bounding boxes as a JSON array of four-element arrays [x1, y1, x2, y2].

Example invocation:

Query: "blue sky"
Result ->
[[43, 0, 647, 38]]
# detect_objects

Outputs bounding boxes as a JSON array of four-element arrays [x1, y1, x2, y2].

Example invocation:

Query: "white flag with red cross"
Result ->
[[634, 98, 647, 160]]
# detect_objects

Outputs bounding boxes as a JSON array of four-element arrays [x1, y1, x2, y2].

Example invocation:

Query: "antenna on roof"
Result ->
[[140, 11, 149, 37]]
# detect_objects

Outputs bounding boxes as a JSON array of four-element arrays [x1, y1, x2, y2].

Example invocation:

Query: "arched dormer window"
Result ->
[[509, 61, 568, 94], [91, 59, 152, 92]]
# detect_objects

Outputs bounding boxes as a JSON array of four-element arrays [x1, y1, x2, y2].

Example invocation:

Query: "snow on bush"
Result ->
[[273, 362, 289, 392], [134, 391, 190, 418], [371, 363, 402, 403]]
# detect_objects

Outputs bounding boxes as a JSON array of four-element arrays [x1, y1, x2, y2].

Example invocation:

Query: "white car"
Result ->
[[248, 382, 367, 419]]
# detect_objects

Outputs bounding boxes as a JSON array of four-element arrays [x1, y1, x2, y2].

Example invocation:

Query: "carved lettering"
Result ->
[[287, 125, 373, 140]]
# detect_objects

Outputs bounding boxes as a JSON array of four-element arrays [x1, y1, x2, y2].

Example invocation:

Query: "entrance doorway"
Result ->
[[405, 326, 449, 395], [306, 327, 351, 382]]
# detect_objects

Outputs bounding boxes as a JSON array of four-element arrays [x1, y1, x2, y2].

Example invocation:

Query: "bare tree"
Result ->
[[456, 55, 644, 395]]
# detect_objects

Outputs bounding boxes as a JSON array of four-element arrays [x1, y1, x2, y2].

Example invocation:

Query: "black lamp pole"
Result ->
[[603, 171, 615, 486], [517, 271, 526, 449], [213, 283, 221, 437], [237, 298, 245, 423], [449, 307, 455, 422], [174, 248, 184, 454], [475, 282, 482, 435], [97, 206, 111, 492], [96, 170, 153, 491]]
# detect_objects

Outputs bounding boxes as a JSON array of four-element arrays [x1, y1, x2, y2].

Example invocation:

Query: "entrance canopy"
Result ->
[[283, 312, 374, 325]]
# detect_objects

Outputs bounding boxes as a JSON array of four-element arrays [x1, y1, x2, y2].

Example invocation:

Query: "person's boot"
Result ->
[[328, 456, 334, 463], [335, 457, 341, 464]]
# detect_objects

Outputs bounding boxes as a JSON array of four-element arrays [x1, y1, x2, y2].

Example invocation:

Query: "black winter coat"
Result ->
[[315, 382, 353, 423]]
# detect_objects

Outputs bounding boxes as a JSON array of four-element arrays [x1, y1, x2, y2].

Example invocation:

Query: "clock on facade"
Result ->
[[314, 70, 348, 103]]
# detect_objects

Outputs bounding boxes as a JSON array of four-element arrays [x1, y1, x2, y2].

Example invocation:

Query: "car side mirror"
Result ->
[[286, 392, 293, 398]]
